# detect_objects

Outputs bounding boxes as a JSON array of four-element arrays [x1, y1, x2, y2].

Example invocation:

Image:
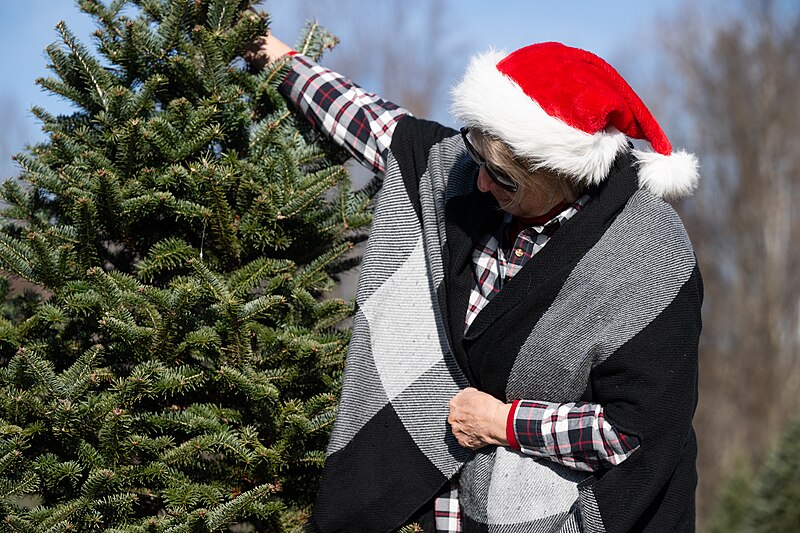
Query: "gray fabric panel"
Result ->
[[485, 447, 588, 525], [459, 448, 496, 525], [326, 135, 474, 478], [326, 309, 389, 455], [483, 512, 575, 533], [465, 492, 583, 533], [355, 153, 422, 306], [391, 360, 470, 475], [556, 511, 583, 533], [443, 137, 477, 202], [507, 191, 696, 400], [461, 448, 585, 530], [578, 484, 605, 533], [360, 238, 450, 400], [419, 135, 475, 285]]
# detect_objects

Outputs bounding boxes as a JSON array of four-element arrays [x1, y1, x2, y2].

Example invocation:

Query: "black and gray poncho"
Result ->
[[309, 116, 702, 533]]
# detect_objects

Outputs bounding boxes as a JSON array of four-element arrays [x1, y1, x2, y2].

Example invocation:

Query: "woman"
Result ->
[[246, 34, 702, 533]]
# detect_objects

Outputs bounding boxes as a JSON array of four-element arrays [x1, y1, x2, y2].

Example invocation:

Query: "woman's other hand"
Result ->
[[243, 32, 294, 71], [448, 387, 511, 450]]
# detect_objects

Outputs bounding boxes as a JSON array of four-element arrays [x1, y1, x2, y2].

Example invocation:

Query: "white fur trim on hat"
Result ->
[[451, 50, 629, 187]]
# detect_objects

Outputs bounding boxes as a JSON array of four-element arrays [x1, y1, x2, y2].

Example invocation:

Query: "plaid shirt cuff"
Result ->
[[279, 53, 410, 175], [509, 400, 641, 472], [506, 399, 521, 449]]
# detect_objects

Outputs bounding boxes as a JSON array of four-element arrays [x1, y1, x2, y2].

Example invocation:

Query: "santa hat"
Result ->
[[451, 42, 698, 199]]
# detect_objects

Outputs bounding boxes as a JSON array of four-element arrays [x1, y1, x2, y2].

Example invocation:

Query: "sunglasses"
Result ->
[[460, 127, 518, 192]]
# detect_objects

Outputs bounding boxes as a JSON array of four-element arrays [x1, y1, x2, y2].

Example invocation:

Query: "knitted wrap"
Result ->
[[309, 117, 701, 533]]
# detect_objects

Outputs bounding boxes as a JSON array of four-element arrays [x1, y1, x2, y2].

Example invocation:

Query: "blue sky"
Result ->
[[0, 0, 694, 178]]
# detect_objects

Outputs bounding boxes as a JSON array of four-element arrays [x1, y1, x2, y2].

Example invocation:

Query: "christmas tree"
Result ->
[[705, 457, 755, 533], [0, 1, 375, 530], [705, 414, 800, 533], [747, 412, 800, 533]]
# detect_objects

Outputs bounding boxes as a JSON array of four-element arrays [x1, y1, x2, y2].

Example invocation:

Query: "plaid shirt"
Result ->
[[279, 54, 640, 533], [508, 399, 642, 471], [281, 52, 407, 175], [465, 199, 589, 332]]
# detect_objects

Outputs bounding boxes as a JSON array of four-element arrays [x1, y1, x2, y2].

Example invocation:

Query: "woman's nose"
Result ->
[[476, 167, 492, 193]]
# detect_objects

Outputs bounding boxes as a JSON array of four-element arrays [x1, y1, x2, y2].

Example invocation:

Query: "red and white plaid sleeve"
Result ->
[[279, 53, 410, 176], [507, 399, 641, 472]]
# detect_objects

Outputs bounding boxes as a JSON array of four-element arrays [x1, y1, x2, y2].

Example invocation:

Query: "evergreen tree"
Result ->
[[705, 457, 755, 533], [748, 412, 800, 533], [705, 414, 800, 533], [0, 1, 374, 530]]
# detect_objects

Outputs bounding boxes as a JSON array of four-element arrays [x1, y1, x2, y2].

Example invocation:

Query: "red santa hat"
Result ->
[[451, 42, 698, 199]]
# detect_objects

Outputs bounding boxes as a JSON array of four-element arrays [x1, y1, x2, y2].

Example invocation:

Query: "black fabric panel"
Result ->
[[443, 189, 502, 386], [582, 265, 703, 532], [309, 403, 448, 533], [391, 116, 459, 222], [629, 432, 697, 533], [461, 266, 571, 400]]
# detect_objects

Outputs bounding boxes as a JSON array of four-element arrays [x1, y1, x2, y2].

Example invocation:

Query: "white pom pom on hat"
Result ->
[[451, 42, 699, 199]]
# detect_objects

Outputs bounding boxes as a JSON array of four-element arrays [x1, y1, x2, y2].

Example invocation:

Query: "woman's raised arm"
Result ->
[[245, 33, 411, 177]]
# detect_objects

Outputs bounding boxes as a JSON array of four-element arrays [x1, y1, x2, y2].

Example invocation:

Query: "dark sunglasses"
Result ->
[[460, 127, 518, 192]]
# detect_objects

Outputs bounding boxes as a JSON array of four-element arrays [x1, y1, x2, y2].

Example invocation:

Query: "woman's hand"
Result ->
[[243, 33, 294, 71], [448, 387, 511, 450]]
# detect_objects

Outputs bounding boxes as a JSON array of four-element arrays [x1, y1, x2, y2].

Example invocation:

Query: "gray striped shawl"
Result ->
[[311, 121, 698, 533]]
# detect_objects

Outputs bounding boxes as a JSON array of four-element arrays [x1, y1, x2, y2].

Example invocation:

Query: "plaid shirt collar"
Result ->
[[465, 194, 591, 332]]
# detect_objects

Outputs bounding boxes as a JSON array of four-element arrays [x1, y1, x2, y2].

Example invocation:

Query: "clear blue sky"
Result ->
[[0, 0, 693, 178]]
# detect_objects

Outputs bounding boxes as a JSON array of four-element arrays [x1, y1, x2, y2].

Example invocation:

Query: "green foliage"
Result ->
[[748, 413, 800, 533], [0, 1, 370, 530], [705, 457, 755, 533], [705, 414, 800, 533]]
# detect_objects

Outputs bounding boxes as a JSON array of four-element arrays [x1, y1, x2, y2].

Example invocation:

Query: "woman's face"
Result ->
[[476, 166, 563, 218]]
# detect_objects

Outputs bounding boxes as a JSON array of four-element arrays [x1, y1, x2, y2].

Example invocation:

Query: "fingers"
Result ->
[[450, 424, 480, 449], [448, 392, 485, 450], [456, 434, 477, 449], [452, 428, 485, 450], [448, 388, 505, 450], [449, 387, 478, 412]]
